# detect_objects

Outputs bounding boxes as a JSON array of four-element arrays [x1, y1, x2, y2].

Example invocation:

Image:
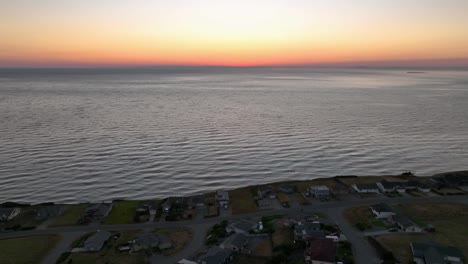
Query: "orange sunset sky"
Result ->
[[1, 0, 468, 67]]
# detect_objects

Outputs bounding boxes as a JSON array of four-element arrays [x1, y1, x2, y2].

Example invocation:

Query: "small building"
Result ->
[[391, 214, 422, 232], [220, 233, 248, 252], [157, 234, 173, 250], [369, 203, 396, 219], [132, 233, 160, 252], [36, 206, 62, 221], [256, 199, 273, 210], [411, 241, 465, 264], [216, 191, 230, 208], [257, 185, 276, 199], [352, 183, 380, 193], [310, 185, 330, 200], [294, 221, 323, 241], [73, 230, 111, 252], [226, 219, 257, 234], [199, 248, 233, 264], [0, 208, 21, 222], [277, 184, 297, 194], [162, 197, 187, 213], [304, 237, 336, 264], [188, 195, 206, 208]]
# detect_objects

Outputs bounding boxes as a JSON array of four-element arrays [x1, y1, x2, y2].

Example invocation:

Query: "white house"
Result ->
[[216, 190, 230, 208]]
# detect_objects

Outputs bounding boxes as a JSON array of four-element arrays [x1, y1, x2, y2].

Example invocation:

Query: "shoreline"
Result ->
[[2, 170, 466, 206]]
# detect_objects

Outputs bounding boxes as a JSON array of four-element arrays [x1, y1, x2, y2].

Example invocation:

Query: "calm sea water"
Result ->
[[0, 67, 467, 203]]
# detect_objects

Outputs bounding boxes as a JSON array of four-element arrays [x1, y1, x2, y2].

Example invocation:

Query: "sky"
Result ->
[[1, 0, 468, 67]]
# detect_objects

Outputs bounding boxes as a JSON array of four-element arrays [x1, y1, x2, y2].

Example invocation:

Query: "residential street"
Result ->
[[1, 194, 467, 264]]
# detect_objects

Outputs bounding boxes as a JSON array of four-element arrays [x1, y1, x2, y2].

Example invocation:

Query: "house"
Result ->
[[377, 180, 407, 193], [132, 233, 160, 252], [277, 184, 297, 194], [177, 259, 198, 264], [73, 230, 111, 252], [310, 185, 330, 200], [188, 195, 206, 208], [157, 234, 173, 250], [199, 248, 233, 264], [220, 233, 248, 251], [0, 208, 21, 222], [294, 221, 323, 241], [216, 191, 230, 208], [226, 219, 257, 234], [162, 197, 187, 213], [391, 214, 422, 232], [256, 199, 273, 210], [84, 202, 112, 220], [369, 203, 396, 219], [415, 182, 431, 193], [433, 171, 468, 187], [257, 185, 276, 199], [304, 237, 336, 264], [411, 241, 465, 264], [352, 183, 380, 193], [36, 206, 62, 221]]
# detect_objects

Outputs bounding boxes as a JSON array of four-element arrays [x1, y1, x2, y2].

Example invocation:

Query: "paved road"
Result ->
[[1, 194, 467, 264]]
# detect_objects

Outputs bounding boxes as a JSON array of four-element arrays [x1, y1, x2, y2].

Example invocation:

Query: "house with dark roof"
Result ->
[[220, 233, 248, 252], [0, 208, 21, 222], [411, 241, 464, 264], [304, 237, 336, 264], [199, 248, 233, 264], [226, 219, 257, 234], [294, 221, 323, 241], [310, 185, 330, 200], [377, 180, 407, 193], [256, 198, 274, 210], [352, 183, 380, 193], [216, 191, 230, 208], [369, 203, 396, 219], [73, 230, 111, 252], [277, 184, 297, 194], [132, 233, 160, 252], [391, 214, 422, 232], [257, 185, 276, 199], [36, 206, 62, 221]]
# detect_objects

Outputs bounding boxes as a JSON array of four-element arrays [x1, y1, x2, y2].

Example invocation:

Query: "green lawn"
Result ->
[[102, 201, 139, 225], [0, 235, 60, 264], [229, 187, 257, 214], [49, 204, 87, 227]]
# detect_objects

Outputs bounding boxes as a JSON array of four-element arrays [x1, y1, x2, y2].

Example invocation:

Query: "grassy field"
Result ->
[[376, 202, 468, 262], [229, 187, 257, 214], [155, 228, 193, 256], [49, 204, 87, 227], [343, 204, 386, 231], [0, 235, 60, 264], [102, 201, 139, 225]]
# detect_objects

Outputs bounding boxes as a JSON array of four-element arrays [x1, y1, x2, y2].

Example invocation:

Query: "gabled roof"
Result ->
[[304, 237, 336, 262], [411, 242, 465, 262], [199, 248, 232, 264], [84, 230, 111, 251], [379, 180, 405, 189], [370, 203, 395, 213], [392, 214, 416, 228], [225, 233, 248, 248]]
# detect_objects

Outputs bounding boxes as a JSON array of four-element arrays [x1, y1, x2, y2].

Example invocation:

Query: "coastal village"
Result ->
[[0, 171, 467, 264]]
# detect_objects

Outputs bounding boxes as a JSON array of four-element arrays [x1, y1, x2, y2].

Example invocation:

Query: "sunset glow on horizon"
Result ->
[[1, 0, 468, 67]]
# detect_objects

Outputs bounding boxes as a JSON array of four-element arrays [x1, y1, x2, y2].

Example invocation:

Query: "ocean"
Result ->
[[0, 67, 467, 203]]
